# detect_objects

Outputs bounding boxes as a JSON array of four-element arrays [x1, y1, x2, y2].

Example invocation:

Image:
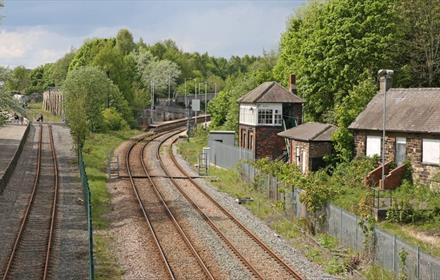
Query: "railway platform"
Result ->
[[0, 124, 29, 188]]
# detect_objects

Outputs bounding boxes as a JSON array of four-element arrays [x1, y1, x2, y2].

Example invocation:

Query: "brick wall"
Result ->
[[353, 130, 440, 185], [255, 126, 285, 159]]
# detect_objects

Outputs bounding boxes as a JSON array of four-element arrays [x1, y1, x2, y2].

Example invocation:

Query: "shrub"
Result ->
[[102, 108, 128, 131]]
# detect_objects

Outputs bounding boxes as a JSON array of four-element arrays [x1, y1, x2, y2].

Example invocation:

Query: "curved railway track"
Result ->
[[153, 130, 304, 280], [125, 131, 215, 279], [2, 124, 59, 280]]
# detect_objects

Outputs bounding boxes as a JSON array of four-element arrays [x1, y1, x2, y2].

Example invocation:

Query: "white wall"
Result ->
[[239, 104, 257, 125]]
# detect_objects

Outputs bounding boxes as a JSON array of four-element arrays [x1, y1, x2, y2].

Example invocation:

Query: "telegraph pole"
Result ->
[[168, 75, 171, 104], [204, 82, 207, 128]]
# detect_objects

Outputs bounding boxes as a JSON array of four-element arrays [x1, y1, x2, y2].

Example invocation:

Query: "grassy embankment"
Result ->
[[26, 102, 62, 123], [82, 129, 141, 280], [176, 129, 392, 278]]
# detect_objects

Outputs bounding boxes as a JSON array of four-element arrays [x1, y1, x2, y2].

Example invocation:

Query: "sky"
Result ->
[[0, 0, 306, 68]]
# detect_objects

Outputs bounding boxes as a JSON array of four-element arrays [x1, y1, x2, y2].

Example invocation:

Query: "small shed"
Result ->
[[208, 131, 235, 146], [237, 74, 304, 160], [278, 122, 336, 174]]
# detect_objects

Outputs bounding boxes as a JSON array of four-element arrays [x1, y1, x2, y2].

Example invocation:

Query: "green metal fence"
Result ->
[[79, 150, 95, 280]]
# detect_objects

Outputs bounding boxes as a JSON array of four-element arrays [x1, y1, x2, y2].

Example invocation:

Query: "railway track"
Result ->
[[2, 124, 59, 280], [152, 130, 304, 280], [125, 131, 215, 279]]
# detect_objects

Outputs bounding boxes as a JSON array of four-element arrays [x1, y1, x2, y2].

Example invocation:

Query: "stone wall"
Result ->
[[353, 130, 440, 185], [290, 140, 333, 174]]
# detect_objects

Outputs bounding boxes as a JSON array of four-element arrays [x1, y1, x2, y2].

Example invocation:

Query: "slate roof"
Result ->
[[349, 88, 440, 134], [278, 122, 337, 142], [237, 81, 304, 103]]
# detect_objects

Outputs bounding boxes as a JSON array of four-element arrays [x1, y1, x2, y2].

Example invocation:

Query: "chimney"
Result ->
[[378, 69, 394, 93], [288, 74, 297, 95]]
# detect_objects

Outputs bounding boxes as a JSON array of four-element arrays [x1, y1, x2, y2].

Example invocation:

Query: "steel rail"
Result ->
[[125, 134, 176, 280], [138, 131, 216, 280], [2, 124, 59, 280], [42, 125, 59, 279], [154, 130, 264, 280], [163, 131, 304, 280]]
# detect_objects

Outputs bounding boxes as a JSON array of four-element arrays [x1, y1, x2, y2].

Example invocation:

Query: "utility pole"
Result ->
[[168, 75, 171, 104], [185, 79, 190, 134], [150, 81, 155, 124], [204, 82, 207, 128], [378, 69, 394, 189], [194, 79, 198, 129]]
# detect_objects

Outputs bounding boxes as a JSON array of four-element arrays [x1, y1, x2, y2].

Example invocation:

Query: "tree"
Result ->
[[63, 66, 130, 144], [133, 49, 181, 96], [5, 66, 31, 93], [274, 0, 400, 121], [116, 29, 135, 55], [397, 0, 440, 86], [51, 51, 76, 87]]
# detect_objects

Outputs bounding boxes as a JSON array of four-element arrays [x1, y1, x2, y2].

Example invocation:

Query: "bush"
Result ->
[[102, 108, 128, 131]]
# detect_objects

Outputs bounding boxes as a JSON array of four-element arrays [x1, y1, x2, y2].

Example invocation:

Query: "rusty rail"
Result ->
[[2, 124, 59, 280], [159, 131, 304, 280]]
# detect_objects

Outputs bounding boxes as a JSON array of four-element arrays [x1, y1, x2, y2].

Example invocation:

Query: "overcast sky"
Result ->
[[0, 0, 306, 68]]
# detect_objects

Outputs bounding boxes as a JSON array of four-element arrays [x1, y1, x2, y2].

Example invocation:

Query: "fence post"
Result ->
[[355, 215, 358, 251], [393, 235, 396, 274], [417, 246, 420, 280], [340, 207, 343, 240]]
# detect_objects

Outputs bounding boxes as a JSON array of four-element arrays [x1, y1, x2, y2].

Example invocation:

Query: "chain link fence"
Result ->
[[78, 151, 95, 280]]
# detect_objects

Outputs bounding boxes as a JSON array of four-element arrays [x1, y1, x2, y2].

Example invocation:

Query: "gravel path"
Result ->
[[49, 124, 88, 280], [172, 136, 338, 280]]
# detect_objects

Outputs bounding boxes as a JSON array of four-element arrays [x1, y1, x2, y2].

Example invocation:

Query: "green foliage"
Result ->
[[115, 29, 135, 55], [102, 108, 128, 131], [399, 249, 408, 280], [63, 66, 128, 144], [50, 51, 76, 87], [28, 63, 54, 93], [275, 0, 400, 121], [0, 87, 24, 125], [396, 0, 440, 87], [324, 256, 346, 275], [4, 66, 31, 93]]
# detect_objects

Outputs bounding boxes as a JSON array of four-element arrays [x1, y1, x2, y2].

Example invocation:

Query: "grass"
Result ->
[[364, 265, 396, 280], [82, 128, 141, 280], [25, 102, 62, 122]]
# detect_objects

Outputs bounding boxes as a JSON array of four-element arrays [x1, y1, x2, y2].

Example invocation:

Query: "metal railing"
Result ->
[[78, 151, 95, 280]]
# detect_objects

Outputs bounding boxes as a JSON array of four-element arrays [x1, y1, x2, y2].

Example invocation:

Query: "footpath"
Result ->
[[0, 124, 29, 192]]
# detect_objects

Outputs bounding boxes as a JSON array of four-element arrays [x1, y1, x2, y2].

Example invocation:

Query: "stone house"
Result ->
[[349, 76, 440, 185], [237, 75, 304, 159], [278, 122, 337, 174]]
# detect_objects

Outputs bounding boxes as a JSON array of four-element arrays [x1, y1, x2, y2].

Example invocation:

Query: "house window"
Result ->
[[274, 109, 282, 125], [422, 139, 440, 164], [395, 137, 406, 165], [366, 136, 381, 157], [258, 109, 273, 125]]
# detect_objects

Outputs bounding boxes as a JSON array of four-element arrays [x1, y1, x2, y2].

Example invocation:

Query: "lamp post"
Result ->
[[378, 69, 394, 189]]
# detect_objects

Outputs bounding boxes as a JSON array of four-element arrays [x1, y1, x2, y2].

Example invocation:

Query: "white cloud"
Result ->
[[0, 26, 82, 68], [0, 3, 295, 68]]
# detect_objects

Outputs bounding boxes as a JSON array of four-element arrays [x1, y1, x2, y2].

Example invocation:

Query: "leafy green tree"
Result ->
[[93, 44, 135, 103], [5, 66, 31, 93], [274, 0, 400, 121], [115, 29, 135, 55], [69, 38, 114, 71], [0, 88, 23, 125], [332, 76, 377, 162], [133, 49, 181, 96], [63, 66, 130, 144], [28, 63, 54, 93], [397, 0, 440, 86], [51, 51, 76, 87]]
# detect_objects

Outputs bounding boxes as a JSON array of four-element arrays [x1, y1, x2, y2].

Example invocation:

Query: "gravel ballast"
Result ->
[[173, 139, 338, 280]]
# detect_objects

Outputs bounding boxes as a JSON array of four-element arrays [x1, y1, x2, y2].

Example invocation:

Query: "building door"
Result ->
[[302, 150, 307, 173], [395, 137, 406, 165]]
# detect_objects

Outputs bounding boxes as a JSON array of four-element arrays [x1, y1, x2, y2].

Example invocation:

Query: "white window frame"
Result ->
[[366, 136, 382, 157], [422, 139, 440, 165]]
